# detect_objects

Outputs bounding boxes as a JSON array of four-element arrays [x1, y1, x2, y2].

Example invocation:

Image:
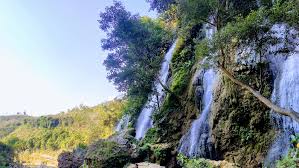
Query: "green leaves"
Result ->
[[276, 134, 299, 168], [146, 0, 176, 13], [0, 142, 13, 167], [99, 2, 173, 122], [177, 153, 213, 168], [269, 0, 299, 27], [0, 99, 125, 153], [100, 1, 172, 95], [195, 39, 209, 61], [201, 0, 299, 66]]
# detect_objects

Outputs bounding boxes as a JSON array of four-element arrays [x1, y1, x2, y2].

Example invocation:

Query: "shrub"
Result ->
[[177, 153, 213, 168], [142, 128, 159, 144], [276, 156, 297, 168], [276, 134, 299, 168]]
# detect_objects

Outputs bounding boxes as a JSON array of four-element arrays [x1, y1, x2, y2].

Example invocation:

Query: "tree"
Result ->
[[177, 0, 259, 30], [99, 1, 173, 115], [146, 0, 176, 13], [0, 142, 14, 167]]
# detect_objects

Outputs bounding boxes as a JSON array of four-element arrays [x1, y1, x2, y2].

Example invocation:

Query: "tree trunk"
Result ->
[[219, 66, 299, 123], [157, 78, 181, 102]]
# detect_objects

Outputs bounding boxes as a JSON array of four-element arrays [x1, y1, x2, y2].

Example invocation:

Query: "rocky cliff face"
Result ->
[[210, 64, 275, 167], [167, 60, 275, 167]]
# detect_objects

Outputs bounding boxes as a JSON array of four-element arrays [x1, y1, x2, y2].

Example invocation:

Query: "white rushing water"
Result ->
[[178, 19, 217, 158], [265, 55, 299, 166], [116, 114, 130, 132], [178, 69, 217, 158], [135, 41, 177, 140], [264, 24, 299, 166]]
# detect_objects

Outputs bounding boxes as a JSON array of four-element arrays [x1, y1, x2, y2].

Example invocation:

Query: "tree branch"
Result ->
[[198, 17, 217, 27], [219, 66, 299, 123], [157, 78, 181, 101], [157, 78, 173, 95]]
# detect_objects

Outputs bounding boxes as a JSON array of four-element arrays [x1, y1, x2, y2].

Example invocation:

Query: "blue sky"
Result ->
[[0, 0, 156, 116]]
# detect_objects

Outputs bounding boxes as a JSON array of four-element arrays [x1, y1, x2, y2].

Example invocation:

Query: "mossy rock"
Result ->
[[210, 64, 275, 167], [136, 142, 177, 168], [85, 129, 137, 168], [85, 140, 131, 168]]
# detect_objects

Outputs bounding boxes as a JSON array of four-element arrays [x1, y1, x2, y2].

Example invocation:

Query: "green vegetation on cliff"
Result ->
[[276, 135, 299, 168]]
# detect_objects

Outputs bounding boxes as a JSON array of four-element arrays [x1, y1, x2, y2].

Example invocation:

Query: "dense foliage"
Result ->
[[100, 1, 172, 94], [0, 115, 32, 139], [209, 0, 299, 68], [177, 154, 212, 168], [0, 99, 125, 166], [0, 142, 14, 168], [99, 1, 173, 122], [177, 0, 260, 31], [1, 100, 124, 152], [146, 0, 176, 13], [276, 134, 299, 168]]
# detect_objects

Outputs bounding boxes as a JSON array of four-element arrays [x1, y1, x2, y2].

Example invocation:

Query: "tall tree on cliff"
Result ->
[[99, 1, 172, 97], [99, 1, 173, 118]]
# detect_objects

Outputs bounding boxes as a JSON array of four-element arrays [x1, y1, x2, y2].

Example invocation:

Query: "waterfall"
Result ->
[[264, 55, 299, 166], [135, 41, 177, 140], [178, 18, 217, 158], [116, 114, 130, 132], [178, 69, 217, 158], [264, 24, 299, 166]]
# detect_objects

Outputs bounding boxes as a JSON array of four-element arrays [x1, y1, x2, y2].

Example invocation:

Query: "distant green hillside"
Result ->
[[0, 115, 33, 139], [0, 99, 125, 166]]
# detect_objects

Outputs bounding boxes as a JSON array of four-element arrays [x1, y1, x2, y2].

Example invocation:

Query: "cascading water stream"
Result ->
[[116, 114, 130, 132], [135, 41, 177, 140], [264, 24, 299, 166], [264, 55, 299, 166], [178, 69, 217, 158], [177, 17, 217, 158]]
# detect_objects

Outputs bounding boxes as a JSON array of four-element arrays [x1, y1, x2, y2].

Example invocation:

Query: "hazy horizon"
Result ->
[[0, 0, 156, 116]]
